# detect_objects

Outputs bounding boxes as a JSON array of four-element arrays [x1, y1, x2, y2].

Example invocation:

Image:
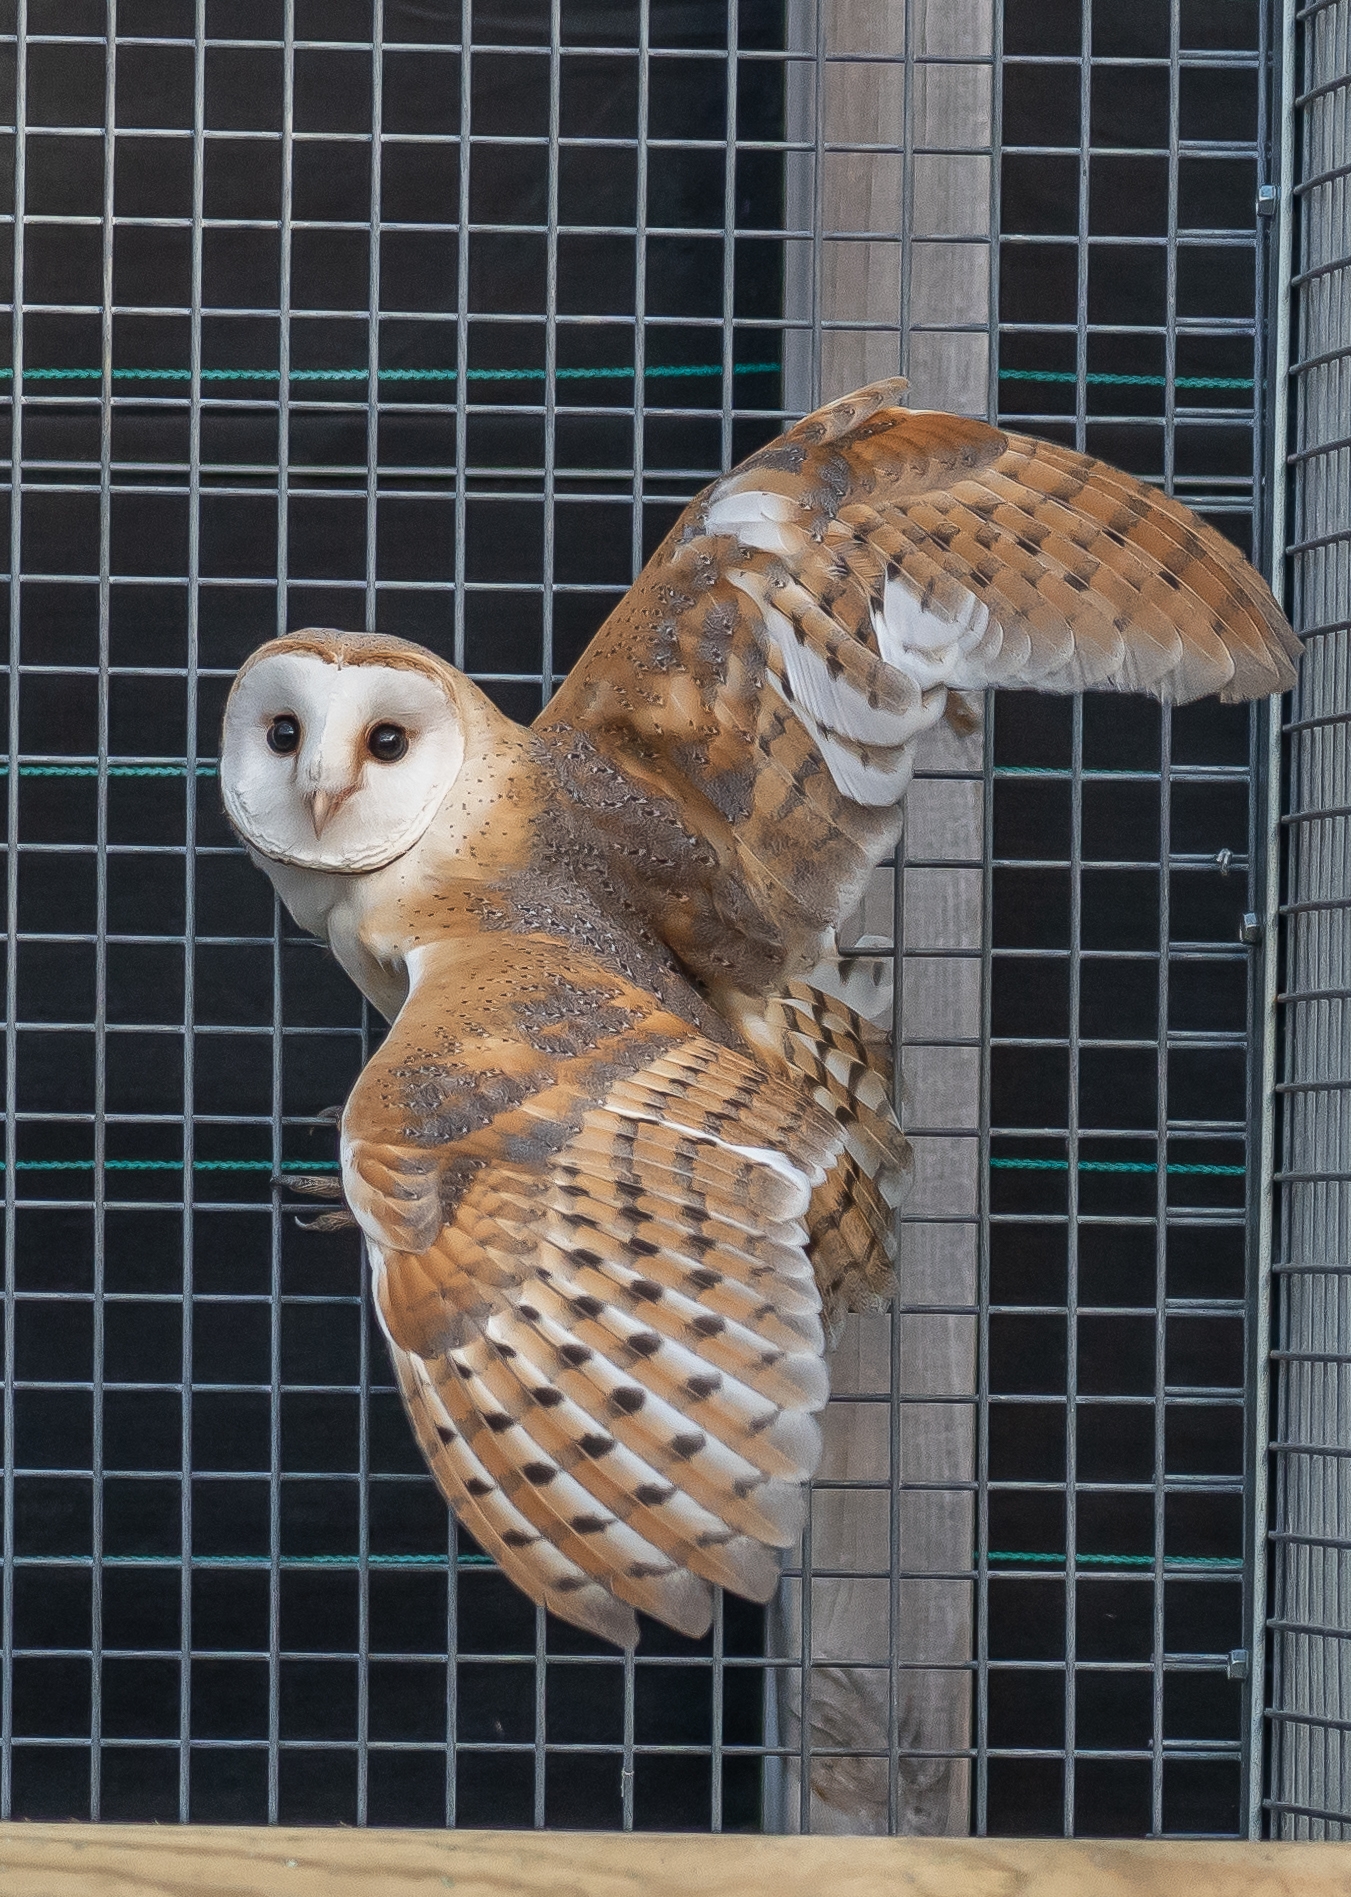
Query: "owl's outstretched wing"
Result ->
[[340, 931, 855, 1649], [537, 378, 1299, 995]]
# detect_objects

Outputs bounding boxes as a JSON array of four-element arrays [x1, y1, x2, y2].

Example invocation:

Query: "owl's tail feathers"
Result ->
[[737, 981, 909, 1338]]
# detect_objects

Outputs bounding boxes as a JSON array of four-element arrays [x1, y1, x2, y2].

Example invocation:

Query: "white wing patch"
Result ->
[[703, 486, 804, 559], [874, 571, 1003, 690], [721, 1139, 820, 1203], [761, 605, 918, 749], [769, 690, 919, 807], [727, 570, 947, 807]]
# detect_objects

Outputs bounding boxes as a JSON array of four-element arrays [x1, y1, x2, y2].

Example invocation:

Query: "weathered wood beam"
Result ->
[[0, 1824, 1343, 1897], [775, 0, 991, 1837]]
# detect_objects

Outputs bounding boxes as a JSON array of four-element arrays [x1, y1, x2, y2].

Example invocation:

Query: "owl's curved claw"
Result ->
[[279, 1172, 346, 1200], [273, 1170, 357, 1231], [295, 1207, 359, 1233]]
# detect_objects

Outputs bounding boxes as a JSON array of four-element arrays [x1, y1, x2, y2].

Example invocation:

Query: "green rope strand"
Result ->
[[991, 1158, 1244, 1177], [988, 1550, 1242, 1569], [999, 370, 1252, 389], [1, 362, 779, 387], [0, 365, 1249, 390], [46, 1553, 497, 1569], [0, 761, 218, 777]]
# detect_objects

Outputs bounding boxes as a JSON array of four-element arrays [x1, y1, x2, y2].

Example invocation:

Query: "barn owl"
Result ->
[[221, 378, 1298, 1649]]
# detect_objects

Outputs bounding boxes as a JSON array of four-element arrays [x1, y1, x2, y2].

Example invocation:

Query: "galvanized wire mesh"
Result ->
[[0, 0, 1284, 1837], [1267, 0, 1351, 1841], [985, 0, 1277, 1839]]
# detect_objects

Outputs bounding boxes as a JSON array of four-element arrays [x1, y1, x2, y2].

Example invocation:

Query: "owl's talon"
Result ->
[[278, 1169, 355, 1231], [279, 1172, 346, 1200], [295, 1208, 359, 1233]]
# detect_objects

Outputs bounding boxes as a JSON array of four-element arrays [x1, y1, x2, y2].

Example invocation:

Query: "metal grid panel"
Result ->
[[1269, 0, 1351, 1841], [0, 0, 1280, 1837], [988, 0, 1275, 1839]]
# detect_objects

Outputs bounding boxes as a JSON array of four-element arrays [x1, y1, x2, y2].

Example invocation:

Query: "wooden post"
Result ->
[[775, 0, 994, 1836]]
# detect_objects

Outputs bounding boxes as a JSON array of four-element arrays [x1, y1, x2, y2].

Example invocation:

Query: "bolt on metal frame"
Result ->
[[0, 0, 1301, 1839]]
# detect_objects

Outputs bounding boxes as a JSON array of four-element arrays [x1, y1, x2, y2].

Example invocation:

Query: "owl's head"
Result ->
[[221, 629, 467, 872]]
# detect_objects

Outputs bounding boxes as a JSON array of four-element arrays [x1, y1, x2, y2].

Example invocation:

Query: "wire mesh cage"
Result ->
[[1267, 0, 1351, 1843], [0, 0, 1332, 1842]]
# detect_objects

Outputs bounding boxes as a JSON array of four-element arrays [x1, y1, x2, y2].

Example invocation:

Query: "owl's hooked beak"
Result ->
[[305, 784, 356, 836]]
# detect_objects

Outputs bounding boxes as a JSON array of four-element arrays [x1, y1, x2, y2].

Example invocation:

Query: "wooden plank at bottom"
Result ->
[[0, 1826, 1345, 1897]]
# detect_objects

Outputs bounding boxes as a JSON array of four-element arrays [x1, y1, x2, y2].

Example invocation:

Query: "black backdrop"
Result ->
[[1, 0, 1270, 1835]]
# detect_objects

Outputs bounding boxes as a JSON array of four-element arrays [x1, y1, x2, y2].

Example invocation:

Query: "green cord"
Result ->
[[1, 362, 779, 387], [999, 370, 1252, 389], [80, 1553, 495, 1568], [0, 365, 1246, 390], [989, 1551, 1242, 1569], [0, 762, 218, 777], [991, 1158, 1244, 1177], [0, 365, 1249, 391]]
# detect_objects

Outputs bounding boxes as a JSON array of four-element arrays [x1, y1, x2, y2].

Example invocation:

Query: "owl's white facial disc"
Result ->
[[222, 652, 465, 872]]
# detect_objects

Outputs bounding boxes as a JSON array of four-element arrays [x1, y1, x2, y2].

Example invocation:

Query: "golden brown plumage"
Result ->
[[220, 378, 1298, 1646]]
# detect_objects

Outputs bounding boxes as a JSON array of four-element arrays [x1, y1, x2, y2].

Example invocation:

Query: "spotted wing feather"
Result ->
[[341, 935, 844, 1647], [743, 981, 906, 1336], [538, 378, 1298, 1001]]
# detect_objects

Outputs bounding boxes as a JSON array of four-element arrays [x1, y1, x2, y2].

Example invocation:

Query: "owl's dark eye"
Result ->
[[267, 714, 300, 755], [367, 723, 409, 762]]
